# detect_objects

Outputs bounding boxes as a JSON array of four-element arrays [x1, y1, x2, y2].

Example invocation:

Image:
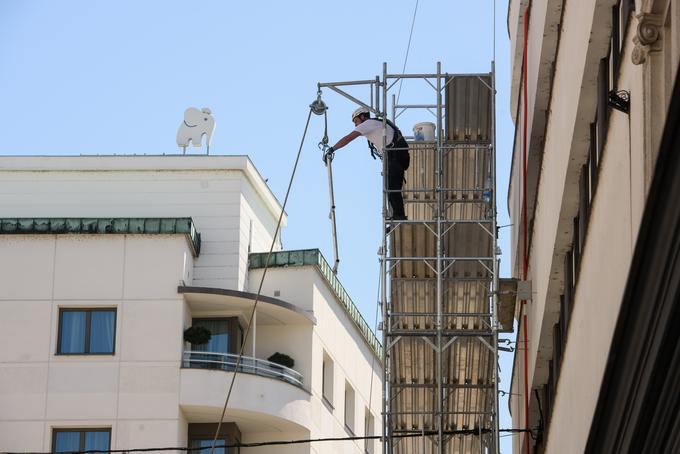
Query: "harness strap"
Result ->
[[366, 118, 404, 160], [368, 141, 381, 160]]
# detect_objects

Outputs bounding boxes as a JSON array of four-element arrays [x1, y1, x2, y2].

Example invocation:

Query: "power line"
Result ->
[[208, 107, 314, 454], [396, 0, 420, 106], [6, 429, 533, 454]]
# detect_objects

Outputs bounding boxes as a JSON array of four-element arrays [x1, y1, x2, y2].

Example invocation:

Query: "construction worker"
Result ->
[[325, 107, 410, 220]]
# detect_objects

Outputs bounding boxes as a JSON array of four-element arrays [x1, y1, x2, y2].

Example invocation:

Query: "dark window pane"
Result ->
[[190, 439, 227, 454], [192, 320, 229, 353], [597, 58, 609, 158], [84, 431, 110, 452], [611, 5, 621, 81], [60, 312, 86, 354], [89, 311, 115, 353], [54, 432, 80, 452], [564, 251, 574, 305], [589, 123, 599, 195]]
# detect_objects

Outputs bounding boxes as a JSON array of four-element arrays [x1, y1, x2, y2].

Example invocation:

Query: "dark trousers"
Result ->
[[387, 158, 406, 219]]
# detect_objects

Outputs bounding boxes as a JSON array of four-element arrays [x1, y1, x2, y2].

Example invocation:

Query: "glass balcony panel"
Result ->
[[183, 351, 303, 388]]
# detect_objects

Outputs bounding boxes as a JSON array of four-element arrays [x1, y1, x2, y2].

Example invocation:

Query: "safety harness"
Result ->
[[365, 118, 410, 170], [364, 118, 396, 159]]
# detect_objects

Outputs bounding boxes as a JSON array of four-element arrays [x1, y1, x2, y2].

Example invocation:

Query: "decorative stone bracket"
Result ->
[[632, 13, 664, 65]]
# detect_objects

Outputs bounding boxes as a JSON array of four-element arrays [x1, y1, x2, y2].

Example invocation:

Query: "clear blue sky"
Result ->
[[1, 0, 517, 451]]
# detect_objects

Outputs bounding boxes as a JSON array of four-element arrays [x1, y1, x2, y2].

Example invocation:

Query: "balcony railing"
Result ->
[[182, 350, 304, 388]]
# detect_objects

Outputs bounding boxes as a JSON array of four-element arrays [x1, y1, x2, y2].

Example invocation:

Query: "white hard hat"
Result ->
[[352, 107, 370, 120]]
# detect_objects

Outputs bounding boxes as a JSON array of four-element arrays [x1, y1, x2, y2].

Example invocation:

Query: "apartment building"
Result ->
[[0, 156, 382, 454], [506, 0, 680, 452]]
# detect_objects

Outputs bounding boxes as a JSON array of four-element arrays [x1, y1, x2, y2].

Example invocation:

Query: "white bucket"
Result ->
[[413, 122, 436, 141]]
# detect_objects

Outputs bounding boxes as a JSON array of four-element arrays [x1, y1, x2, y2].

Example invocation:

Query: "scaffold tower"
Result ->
[[319, 61, 500, 454]]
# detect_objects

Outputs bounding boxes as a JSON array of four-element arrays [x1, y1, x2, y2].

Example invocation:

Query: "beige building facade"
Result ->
[[0, 156, 382, 454], [506, 0, 680, 453]]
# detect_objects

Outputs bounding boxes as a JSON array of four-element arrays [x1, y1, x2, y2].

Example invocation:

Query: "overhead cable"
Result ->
[[396, 0, 420, 106]]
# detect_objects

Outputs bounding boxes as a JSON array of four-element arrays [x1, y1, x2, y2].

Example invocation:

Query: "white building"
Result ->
[[0, 156, 382, 454], [506, 0, 680, 453]]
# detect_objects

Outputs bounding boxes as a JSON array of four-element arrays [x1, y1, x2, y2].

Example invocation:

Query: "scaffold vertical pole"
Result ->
[[380, 61, 391, 454], [491, 59, 501, 454], [436, 60, 445, 453]]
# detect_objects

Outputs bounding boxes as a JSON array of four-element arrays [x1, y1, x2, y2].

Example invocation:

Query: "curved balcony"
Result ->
[[182, 350, 304, 388], [180, 354, 311, 432]]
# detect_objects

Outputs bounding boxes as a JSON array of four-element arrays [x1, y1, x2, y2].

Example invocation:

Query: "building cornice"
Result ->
[[0, 217, 201, 256]]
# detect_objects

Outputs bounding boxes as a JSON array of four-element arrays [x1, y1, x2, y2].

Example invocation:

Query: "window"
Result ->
[[597, 58, 609, 159], [364, 408, 375, 454], [52, 429, 110, 452], [190, 318, 242, 354], [345, 381, 356, 434], [186, 318, 243, 371], [57, 309, 116, 355], [188, 423, 240, 454], [322, 352, 334, 407]]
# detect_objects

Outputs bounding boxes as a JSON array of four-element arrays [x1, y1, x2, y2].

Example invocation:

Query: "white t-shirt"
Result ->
[[354, 119, 395, 153]]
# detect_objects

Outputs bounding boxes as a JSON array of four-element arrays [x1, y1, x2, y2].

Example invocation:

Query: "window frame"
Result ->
[[364, 408, 375, 454], [322, 352, 334, 409], [56, 308, 117, 355], [51, 428, 111, 453], [344, 381, 356, 435]]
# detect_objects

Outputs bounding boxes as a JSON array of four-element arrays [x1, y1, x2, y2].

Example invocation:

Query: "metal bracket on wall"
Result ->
[[609, 90, 630, 114]]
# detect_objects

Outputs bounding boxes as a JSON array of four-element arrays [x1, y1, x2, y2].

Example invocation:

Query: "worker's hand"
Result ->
[[323, 147, 335, 165]]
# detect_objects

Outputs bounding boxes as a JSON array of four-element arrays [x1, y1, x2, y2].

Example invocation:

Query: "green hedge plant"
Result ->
[[267, 352, 295, 368], [184, 326, 212, 345]]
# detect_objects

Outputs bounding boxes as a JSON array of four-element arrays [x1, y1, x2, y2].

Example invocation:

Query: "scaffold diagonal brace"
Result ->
[[387, 336, 402, 351], [476, 335, 495, 354]]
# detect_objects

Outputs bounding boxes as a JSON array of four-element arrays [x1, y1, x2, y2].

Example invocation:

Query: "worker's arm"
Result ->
[[330, 131, 361, 151]]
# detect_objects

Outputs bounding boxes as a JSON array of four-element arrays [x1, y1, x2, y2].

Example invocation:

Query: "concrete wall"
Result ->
[[0, 234, 189, 451], [250, 266, 383, 454]]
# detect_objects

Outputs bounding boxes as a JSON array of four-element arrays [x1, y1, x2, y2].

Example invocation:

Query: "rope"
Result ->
[[396, 0, 420, 106], [209, 107, 314, 454]]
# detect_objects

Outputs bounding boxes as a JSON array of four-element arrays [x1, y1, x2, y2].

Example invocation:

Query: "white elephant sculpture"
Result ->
[[177, 107, 215, 152]]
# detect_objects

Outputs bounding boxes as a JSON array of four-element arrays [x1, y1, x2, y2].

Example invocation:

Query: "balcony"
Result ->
[[180, 360, 311, 433], [182, 350, 304, 388]]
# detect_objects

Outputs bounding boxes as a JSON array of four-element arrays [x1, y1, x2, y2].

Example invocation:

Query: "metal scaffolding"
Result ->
[[319, 61, 500, 454]]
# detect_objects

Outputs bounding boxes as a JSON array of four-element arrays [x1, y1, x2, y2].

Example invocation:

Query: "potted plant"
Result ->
[[267, 352, 295, 379], [268, 352, 295, 368], [183, 326, 212, 345]]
